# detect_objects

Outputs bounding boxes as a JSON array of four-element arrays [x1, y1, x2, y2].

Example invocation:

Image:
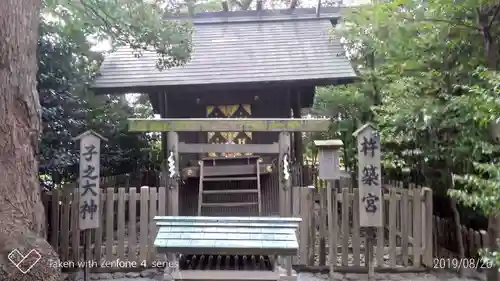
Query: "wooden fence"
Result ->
[[43, 186, 166, 270], [433, 215, 489, 261], [293, 181, 433, 271], [43, 181, 432, 272]]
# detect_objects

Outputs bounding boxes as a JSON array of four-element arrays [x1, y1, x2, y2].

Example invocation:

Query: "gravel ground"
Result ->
[[65, 269, 484, 281], [301, 271, 483, 281]]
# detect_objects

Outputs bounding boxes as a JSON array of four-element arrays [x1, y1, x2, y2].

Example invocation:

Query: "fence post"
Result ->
[[326, 180, 337, 276], [423, 188, 433, 267], [421, 189, 426, 258], [50, 189, 60, 251], [412, 188, 422, 267], [318, 180, 327, 266], [292, 186, 301, 264], [299, 186, 314, 265]]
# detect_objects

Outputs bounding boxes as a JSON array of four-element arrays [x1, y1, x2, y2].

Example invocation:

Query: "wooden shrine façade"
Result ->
[[92, 7, 356, 218]]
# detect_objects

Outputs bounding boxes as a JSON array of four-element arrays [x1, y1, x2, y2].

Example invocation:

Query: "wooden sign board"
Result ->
[[73, 130, 106, 230], [353, 124, 383, 227], [317, 149, 340, 180], [314, 140, 343, 180]]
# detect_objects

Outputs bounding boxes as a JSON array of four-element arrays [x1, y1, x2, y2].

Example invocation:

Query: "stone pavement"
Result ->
[[64, 268, 484, 281], [304, 271, 482, 281]]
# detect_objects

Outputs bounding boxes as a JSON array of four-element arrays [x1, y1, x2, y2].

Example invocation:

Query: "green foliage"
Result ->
[[312, 85, 372, 170], [38, 20, 93, 183], [38, 0, 199, 187], [42, 0, 193, 70], [311, 0, 500, 268], [448, 70, 500, 267], [451, 160, 500, 266], [451, 162, 500, 217], [38, 18, 162, 188]]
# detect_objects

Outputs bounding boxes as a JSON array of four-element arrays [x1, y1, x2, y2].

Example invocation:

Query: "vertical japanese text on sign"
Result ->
[[74, 131, 104, 230], [354, 124, 383, 227]]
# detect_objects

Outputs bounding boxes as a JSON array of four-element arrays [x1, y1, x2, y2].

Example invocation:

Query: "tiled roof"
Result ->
[[92, 7, 356, 90]]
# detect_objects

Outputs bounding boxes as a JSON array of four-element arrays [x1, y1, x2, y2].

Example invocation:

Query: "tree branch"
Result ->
[[488, 3, 500, 29], [401, 16, 481, 31]]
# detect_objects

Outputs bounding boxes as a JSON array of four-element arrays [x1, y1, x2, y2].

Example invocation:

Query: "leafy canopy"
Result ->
[[42, 0, 193, 70], [311, 0, 500, 268]]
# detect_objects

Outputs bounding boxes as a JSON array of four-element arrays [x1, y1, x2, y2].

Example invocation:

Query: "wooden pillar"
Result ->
[[326, 180, 337, 276], [160, 96, 180, 275], [292, 90, 303, 167], [279, 131, 293, 276], [159, 93, 174, 215], [279, 132, 292, 217], [167, 131, 179, 216]]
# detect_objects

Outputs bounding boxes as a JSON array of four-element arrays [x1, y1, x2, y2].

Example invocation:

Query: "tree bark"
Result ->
[[0, 1, 61, 280]]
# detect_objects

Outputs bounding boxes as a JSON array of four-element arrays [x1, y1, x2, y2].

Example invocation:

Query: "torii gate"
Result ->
[[128, 118, 330, 217]]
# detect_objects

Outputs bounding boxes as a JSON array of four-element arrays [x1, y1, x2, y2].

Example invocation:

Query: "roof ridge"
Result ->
[[164, 7, 343, 24]]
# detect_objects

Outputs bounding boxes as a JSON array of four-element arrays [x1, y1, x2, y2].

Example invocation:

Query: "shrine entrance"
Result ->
[[127, 118, 434, 278], [89, 5, 432, 278], [127, 117, 330, 218], [127, 117, 331, 281]]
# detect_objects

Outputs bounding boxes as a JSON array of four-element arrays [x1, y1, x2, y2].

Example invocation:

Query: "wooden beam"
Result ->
[[181, 164, 273, 179], [278, 132, 293, 277], [279, 132, 292, 217], [166, 132, 179, 216], [292, 89, 303, 166], [160, 92, 169, 217], [178, 142, 279, 153], [128, 118, 330, 132], [156, 245, 297, 256], [204, 165, 259, 177], [154, 216, 301, 224]]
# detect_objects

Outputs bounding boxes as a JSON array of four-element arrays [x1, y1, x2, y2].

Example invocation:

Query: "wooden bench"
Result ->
[[154, 216, 301, 281]]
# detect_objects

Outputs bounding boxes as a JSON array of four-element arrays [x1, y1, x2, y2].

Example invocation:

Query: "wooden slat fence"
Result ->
[[292, 181, 433, 270], [43, 186, 167, 269], [433, 215, 489, 261], [99, 171, 162, 189], [43, 178, 433, 271]]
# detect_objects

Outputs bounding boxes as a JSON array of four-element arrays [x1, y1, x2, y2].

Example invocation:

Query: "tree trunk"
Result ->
[[0, 1, 61, 280]]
